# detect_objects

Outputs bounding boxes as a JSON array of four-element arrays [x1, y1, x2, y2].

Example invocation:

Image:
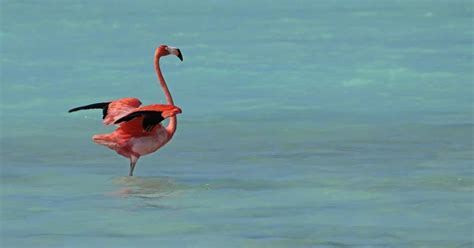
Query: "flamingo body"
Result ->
[[92, 123, 169, 158], [93, 102, 182, 158]]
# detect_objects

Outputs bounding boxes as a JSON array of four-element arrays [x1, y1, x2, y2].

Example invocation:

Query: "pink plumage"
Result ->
[[69, 45, 184, 176]]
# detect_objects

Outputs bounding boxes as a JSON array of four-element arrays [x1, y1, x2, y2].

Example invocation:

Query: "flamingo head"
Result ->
[[156, 44, 183, 61]]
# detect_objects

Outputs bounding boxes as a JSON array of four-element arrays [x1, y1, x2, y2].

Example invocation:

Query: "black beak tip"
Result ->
[[177, 49, 183, 61]]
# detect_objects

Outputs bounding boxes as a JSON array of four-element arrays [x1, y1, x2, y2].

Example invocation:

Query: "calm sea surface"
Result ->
[[1, 1, 473, 247]]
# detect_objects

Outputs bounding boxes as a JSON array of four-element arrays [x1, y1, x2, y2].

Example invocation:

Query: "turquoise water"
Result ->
[[1, 1, 473, 247]]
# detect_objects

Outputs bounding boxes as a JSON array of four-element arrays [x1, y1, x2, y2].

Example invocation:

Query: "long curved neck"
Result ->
[[154, 54, 177, 137]]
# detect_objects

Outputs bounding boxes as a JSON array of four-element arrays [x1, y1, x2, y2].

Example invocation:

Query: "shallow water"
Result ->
[[1, 1, 473, 247]]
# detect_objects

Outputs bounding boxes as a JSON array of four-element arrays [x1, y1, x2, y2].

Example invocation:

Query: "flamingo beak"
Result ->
[[166, 46, 183, 61], [176, 49, 183, 61]]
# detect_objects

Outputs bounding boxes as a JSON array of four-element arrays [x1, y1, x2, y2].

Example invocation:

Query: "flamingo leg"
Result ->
[[129, 155, 139, 176]]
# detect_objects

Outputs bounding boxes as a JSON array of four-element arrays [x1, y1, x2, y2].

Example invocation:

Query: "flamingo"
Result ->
[[68, 45, 183, 176]]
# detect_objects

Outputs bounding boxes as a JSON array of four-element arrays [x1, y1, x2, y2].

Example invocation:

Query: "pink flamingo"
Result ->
[[69, 45, 183, 176]]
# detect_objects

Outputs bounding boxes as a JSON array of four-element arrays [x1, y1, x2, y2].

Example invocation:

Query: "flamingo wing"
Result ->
[[114, 104, 182, 132], [115, 111, 165, 131], [68, 102, 110, 119], [103, 98, 142, 125], [68, 98, 142, 125]]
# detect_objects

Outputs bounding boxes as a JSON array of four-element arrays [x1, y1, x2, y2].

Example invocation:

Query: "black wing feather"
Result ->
[[114, 111, 164, 131], [68, 102, 111, 119], [142, 112, 165, 131]]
